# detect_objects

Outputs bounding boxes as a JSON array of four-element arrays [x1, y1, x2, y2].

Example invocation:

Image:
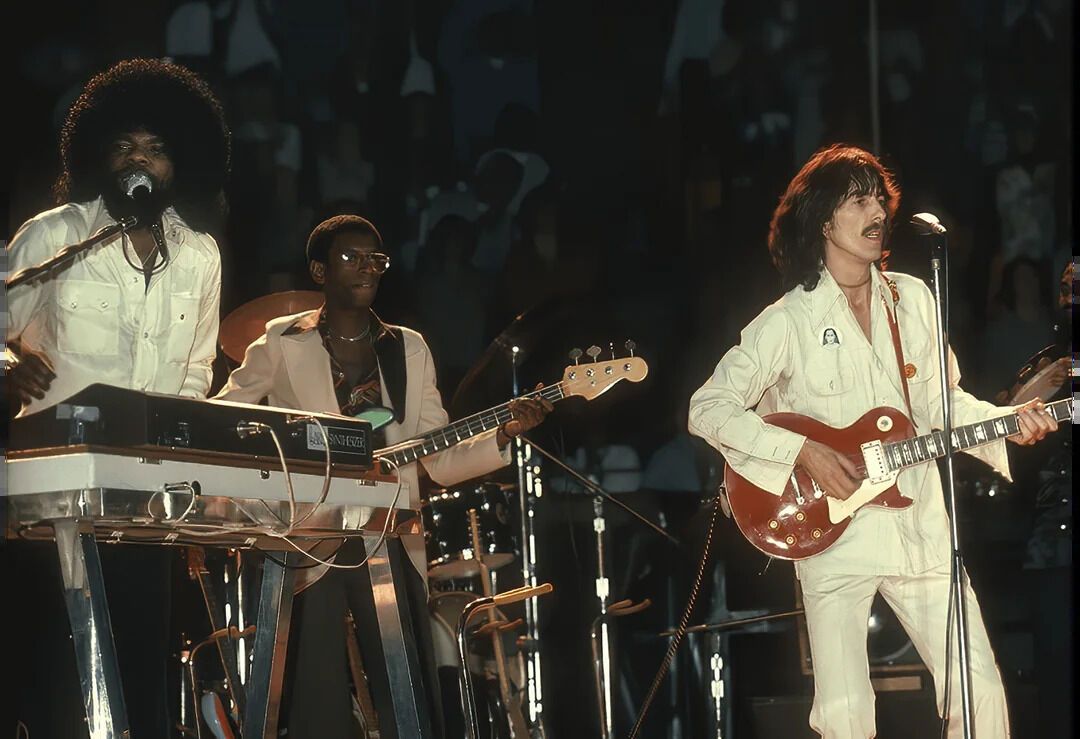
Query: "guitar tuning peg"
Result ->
[[568, 348, 583, 365], [609, 342, 616, 360], [586, 345, 602, 361], [624, 339, 636, 357]]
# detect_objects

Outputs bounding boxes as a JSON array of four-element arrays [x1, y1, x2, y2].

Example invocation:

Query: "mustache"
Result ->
[[862, 220, 885, 236]]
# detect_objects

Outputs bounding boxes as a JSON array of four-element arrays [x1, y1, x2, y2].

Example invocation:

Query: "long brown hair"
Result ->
[[767, 144, 900, 291]]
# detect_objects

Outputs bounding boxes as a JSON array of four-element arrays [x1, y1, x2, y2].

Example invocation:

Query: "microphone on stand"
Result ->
[[910, 212, 947, 235], [122, 171, 169, 263], [123, 171, 154, 214]]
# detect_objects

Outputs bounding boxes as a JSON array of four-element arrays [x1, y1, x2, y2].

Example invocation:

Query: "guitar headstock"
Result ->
[[561, 341, 649, 401]]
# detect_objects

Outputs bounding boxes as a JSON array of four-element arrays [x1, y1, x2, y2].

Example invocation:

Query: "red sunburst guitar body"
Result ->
[[723, 407, 916, 560], [723, 397, 1073, 560]]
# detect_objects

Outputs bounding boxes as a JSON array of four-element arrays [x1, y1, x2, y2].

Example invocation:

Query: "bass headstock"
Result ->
[[561, 340, 648, 401]]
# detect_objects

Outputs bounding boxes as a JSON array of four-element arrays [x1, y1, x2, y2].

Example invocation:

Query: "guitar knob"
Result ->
[[785, 535, 796, 545], [568, 348, 583, 365], [811, 528, 822, 539], [586, 345, 602, 361]]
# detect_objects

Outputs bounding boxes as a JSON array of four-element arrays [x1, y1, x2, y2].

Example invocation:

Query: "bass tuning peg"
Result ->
[[586, 345, 602, 361], [568, 348, 583, 365], [624, 339, 637, 357]]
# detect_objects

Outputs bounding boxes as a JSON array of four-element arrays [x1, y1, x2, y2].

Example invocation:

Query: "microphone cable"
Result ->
[[627, 491, 722, 739]]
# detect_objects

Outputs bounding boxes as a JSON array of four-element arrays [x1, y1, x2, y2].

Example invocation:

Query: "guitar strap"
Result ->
[[880, 275, 915, 419]]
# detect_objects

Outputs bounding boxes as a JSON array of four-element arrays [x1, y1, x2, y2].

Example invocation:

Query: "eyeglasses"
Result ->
[[337, 251, 391, 273]]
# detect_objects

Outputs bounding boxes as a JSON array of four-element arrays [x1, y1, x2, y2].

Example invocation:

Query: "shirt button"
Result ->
[[100, 301, 109, 308], [70, 301, 78, 308], [143, 332, 150, 339]]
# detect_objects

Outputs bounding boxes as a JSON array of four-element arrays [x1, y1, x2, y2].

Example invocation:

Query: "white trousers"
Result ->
[[799, 562, 1010, 739]]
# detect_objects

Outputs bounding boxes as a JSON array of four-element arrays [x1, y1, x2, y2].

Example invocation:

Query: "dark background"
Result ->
[[4, 1, 1073, 737]]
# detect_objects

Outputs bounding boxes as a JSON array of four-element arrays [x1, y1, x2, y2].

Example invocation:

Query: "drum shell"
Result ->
[[422, 482, 518, 580]]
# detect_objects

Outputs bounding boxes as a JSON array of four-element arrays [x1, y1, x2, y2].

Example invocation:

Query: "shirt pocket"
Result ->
[[164, 293, 201, 363], [803, 352, 858, 423], [55, 280, 121, 356]]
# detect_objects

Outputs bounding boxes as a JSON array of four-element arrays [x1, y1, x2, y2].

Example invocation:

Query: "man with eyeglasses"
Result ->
[[215, 214, 551, 738]]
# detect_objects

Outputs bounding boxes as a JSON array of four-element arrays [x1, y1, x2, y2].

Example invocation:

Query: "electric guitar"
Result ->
[[724, 398, 1074, 560]]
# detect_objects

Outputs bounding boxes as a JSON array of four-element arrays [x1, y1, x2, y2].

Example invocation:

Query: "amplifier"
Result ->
[[8, 383, 373, 468]]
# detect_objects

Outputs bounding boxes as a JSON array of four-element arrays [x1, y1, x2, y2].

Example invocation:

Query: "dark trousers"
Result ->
[[278, 537, 445, 739]]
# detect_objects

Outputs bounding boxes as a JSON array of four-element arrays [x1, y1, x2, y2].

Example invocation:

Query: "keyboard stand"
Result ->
[[52, 519, 130, 738]]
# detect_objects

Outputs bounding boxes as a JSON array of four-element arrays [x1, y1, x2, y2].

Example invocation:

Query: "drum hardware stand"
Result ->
[[457, 583, 555, 739], [520, 437, 680, 738], [509, 344, 550, 738], [590, 598, 652, 739], [657, 606, 804, 739]]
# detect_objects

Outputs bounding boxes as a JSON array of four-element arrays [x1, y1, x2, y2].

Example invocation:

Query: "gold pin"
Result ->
[[768, 520, 779, 530], [812, 529, 822, 539]]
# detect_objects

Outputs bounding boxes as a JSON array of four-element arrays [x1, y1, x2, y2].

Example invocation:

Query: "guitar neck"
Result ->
[[378, 384, 567, 468], [882, 397, 1073, 472]]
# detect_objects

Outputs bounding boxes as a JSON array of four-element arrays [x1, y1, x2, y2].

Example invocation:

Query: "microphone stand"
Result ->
[[5, 217, 138, 290], [926, 226, 976, 738], [522, 436, 680, 737], [521, 437, 681, 548]]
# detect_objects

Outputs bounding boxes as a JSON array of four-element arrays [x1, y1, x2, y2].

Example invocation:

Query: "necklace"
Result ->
[[328, 323, 372, 343]]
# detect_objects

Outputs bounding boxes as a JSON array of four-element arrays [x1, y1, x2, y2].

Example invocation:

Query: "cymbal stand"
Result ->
[[509, 345, 547, 738], [589, 599, 651, 738]]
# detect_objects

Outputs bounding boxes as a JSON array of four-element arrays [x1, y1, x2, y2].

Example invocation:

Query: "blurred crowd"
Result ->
[[8, 0, 1072, 490]]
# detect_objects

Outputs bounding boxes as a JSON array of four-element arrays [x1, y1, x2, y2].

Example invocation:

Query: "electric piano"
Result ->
[[3, 385, 433, 739]]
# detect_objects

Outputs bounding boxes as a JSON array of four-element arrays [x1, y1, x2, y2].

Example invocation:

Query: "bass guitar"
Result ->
[[724, 398, 1073, 560], [296, 348, 648, 591], [374, 349, 649, 469]]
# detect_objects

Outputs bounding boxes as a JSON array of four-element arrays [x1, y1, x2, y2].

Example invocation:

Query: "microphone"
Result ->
[[910, 212, 947, 235], [122, 171, 155, 215]]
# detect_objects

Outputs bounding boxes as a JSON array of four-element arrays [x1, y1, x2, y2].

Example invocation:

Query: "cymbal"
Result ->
[[220, 290, 323, 363]]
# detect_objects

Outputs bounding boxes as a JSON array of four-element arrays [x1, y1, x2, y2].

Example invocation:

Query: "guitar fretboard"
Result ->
[[881, 397, 1073, 472], [379, 384, 566, 468]]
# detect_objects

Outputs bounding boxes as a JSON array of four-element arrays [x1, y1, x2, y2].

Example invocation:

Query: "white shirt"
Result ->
[[689, 266, 1013, 576], [7, 197, 221, 417]]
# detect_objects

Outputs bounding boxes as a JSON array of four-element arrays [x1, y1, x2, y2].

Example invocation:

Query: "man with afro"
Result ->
[[6, 56, 230, 416], [4, 58, 230, 737]]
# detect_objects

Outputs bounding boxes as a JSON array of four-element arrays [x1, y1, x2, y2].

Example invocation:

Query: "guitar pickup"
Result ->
[[860, 441, 892, 482]]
